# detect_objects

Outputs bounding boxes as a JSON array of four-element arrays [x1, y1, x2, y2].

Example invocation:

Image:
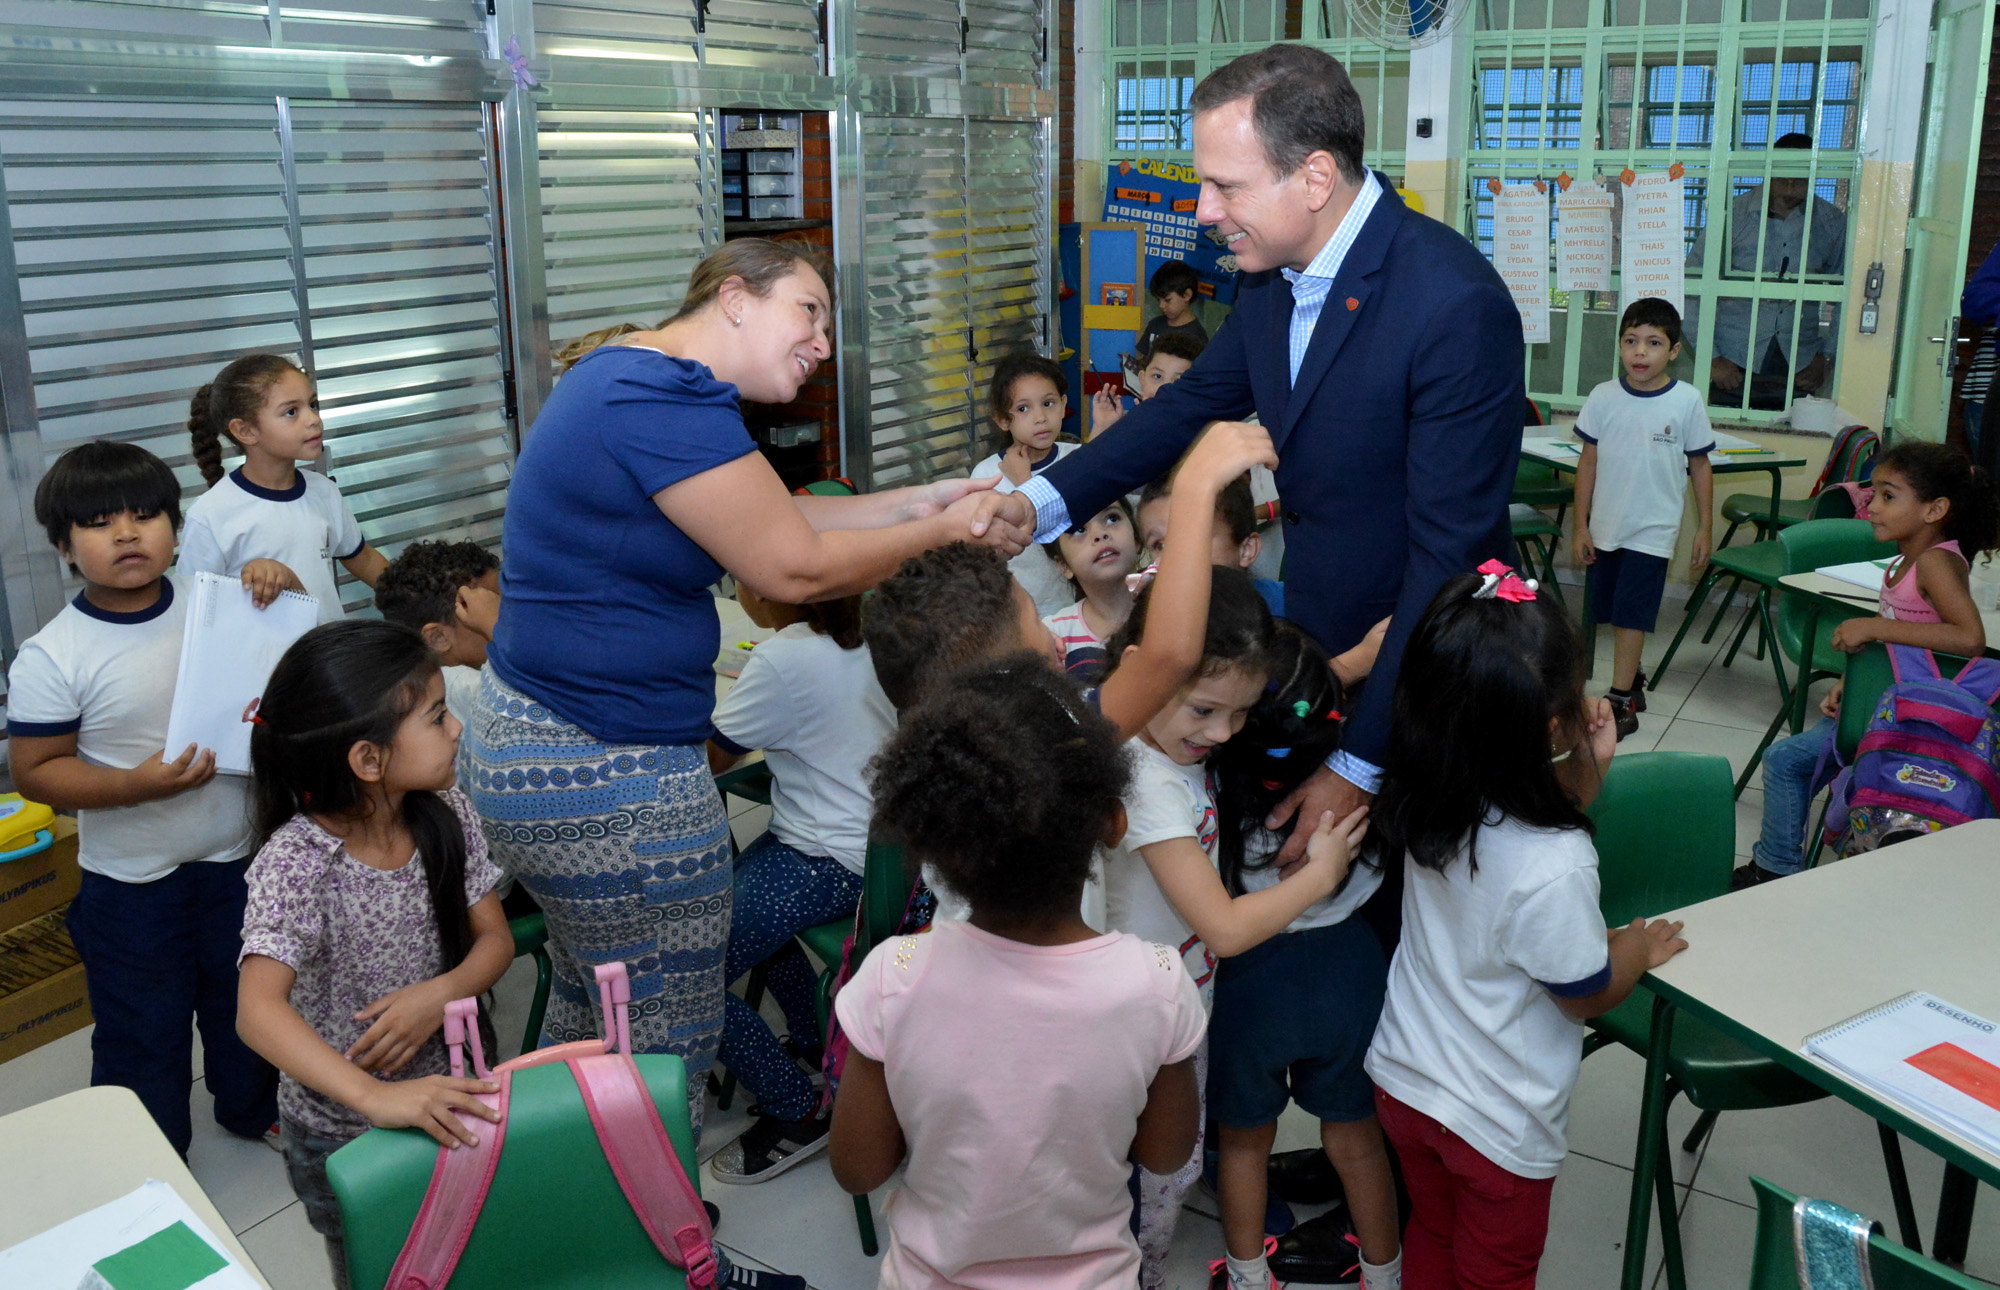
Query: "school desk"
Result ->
[[0, 1085, 272, 1287], [1619, 821, 2000, 1288]]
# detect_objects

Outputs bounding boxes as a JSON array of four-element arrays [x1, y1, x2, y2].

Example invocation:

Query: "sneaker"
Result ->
[[1207, 1236, 1280, 1290], [1631, 670, 1649, 712], [1608, 692, 1640, 742], [721, 1267, 806, 1290], [1270, 1210, 1365, 1284], [259, 1122, 283, 1154], [707, 1106, 831, 1185], [1729, 860, 1785, 890]]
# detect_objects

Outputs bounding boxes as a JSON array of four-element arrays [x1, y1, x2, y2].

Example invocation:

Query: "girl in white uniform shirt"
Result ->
[[1363, 565, 1687, 1290], [180, 355, 387, 621]]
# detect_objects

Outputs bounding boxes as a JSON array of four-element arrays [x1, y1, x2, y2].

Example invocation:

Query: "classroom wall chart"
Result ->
[[1491, 181, 1551, 344], [1620, 168, 1687, 317], [1555, 178, 1614, 293], [1101, 157, 1239, 305]]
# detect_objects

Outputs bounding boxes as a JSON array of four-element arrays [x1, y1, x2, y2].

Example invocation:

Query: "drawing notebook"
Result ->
[[1803, 992, 2000, 1156], [163, 572, 319, 776]]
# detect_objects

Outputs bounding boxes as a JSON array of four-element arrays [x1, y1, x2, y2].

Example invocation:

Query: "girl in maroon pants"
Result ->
[[1362, 565, 1688, 1289]]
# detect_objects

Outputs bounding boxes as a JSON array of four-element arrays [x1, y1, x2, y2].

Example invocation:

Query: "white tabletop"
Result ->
[[0, 1086, 272, 1286], [1647, 820, 2000, 1181], [1779, 571, 2000, 656], [1520, 428, 1805, 470]]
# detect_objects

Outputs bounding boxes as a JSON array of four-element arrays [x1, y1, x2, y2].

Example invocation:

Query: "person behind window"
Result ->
[[1687, 131, 1847, 410]]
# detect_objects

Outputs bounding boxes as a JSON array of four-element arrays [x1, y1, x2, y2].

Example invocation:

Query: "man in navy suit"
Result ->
[[983, 44, 1523, 865]]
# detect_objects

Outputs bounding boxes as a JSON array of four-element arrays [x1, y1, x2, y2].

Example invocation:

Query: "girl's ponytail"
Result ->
[[188, 354, 305, 488], [187, 383, 226, 487]]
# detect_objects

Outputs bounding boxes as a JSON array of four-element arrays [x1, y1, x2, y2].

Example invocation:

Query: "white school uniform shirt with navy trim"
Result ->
[[1097, 737, 1220, 1006], [710, 622, 895, 876], [1574, 377, 1716, 560], [5, 577, 255, 883], [1365, 816, 1611, 1179], [178, 467, 365, 623], [971, 441, 1081, 618]]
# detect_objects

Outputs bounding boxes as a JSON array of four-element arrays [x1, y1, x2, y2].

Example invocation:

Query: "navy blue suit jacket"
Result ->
[[1041, 178, 1525, 766]]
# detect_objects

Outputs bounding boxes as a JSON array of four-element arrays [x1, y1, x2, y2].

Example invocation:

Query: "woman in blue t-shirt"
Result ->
[[468, 238, 1018, 1140]]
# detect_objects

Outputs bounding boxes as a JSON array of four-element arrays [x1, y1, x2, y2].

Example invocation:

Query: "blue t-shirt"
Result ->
[[488, 346, 755, 746]]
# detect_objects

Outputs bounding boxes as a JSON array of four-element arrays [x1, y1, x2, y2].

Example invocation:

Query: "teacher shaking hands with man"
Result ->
[[983, 44, 1526, 867]]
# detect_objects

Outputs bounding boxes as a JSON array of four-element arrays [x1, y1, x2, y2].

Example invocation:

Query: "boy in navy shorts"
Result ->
[[1572, 298, 1715, 740]]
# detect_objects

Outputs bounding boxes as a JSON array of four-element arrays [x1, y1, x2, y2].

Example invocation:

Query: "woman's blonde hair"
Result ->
[[552, 238, 835, 375]]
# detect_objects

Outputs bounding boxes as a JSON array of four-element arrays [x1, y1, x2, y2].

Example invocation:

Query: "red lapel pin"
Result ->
[[1346, 297, 1359, 311]]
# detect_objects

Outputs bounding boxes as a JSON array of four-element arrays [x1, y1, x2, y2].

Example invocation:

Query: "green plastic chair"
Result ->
[[1749, 1177, 1984, 1290], [1734, 519, 1896, 796], [329, 1055, 701, 1290], [1510, 504, 1568, 607], [1512, 458, 1575, 524], [795, 477, 858, 497], [1584, 752, 1917, 1290], [508, 911, 551, 1056], [1651, 489, 1855, 692], [1718, 427, 1877, 551]]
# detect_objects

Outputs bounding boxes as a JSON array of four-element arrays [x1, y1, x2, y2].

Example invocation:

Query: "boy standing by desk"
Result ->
[[1573, 299, 1715, 740]]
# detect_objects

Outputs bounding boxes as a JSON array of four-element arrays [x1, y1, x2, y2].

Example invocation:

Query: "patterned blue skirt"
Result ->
[[465, 668, 731, 1138]]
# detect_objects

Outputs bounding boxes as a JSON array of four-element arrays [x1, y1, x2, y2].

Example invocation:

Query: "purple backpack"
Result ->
[[1822, 644, 2000, 857]]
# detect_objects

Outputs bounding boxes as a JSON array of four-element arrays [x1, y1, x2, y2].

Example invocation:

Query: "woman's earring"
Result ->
[[729, 313, 742, 327]]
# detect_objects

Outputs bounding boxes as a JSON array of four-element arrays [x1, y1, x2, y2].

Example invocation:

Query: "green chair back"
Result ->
[[1772, 520, 1896, 672], [1586, 752, 1736, 925], [1835, 644, 1978, 762], [857, 838, 915, 960], [1750, 1177, 1985, 1290], [329, 1056, 698, 1290]]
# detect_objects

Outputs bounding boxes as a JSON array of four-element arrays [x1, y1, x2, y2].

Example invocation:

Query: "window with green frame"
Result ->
[[1105, 0, 1409, 165], [1468, 0, 1872, 422]]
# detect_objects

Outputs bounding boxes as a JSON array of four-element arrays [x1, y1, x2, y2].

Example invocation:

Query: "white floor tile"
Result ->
[[700, 1152, 886, 1289], [1651, 716, 1769, 781], [0, 1024, 92, 1117], [1538, 1151, 1676, 1290], [237, 1202, 336, 1290], [1675, 660, 1792, 733], [184, 1084, 294, 1235]]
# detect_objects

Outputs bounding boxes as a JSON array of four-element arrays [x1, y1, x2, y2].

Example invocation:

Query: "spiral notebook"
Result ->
[[1803, 992, 2000, 1155], [163, 572, 319, 776]]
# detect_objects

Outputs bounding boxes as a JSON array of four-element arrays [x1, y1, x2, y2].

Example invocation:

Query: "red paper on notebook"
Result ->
[[1907, 1043, 2000, 1115]]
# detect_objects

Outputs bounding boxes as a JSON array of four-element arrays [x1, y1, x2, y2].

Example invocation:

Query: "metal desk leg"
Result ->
[[1934, 1163, 1979, 1268], [1760, 468, 1783, 541], [1624, 995, 1677, 1290]]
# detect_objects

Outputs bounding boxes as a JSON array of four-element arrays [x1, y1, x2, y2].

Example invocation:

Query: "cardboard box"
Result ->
[[0, 816, 78, 935], [0, 960, 89, 1065]]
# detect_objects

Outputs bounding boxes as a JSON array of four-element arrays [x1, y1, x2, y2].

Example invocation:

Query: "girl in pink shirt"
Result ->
[[829, 662, 1209, 1290]]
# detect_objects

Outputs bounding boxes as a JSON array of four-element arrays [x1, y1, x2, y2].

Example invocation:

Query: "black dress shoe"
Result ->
[[1269, 1208, 1363, 1284], [1729, 860, 1784, 890], [1267, 1146, 1344, 1206]]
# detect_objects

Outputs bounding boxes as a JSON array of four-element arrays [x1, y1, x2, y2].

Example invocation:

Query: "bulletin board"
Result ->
[[1079, 222, 1144, 399]]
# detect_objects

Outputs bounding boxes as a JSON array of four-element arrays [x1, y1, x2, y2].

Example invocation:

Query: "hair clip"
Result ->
[[1292, 699, 1311, 719], [242, 698, 266, 727], [1472, 558, 1539, 603], [1124, 563, 1160, 595]]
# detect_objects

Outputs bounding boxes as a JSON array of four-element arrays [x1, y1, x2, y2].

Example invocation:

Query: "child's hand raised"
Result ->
[[348, 979, 451, 1075], [1090, 387, 1126, 439], [361, 1075, 501, 1149], [240, 559, 303, 608], [1180, 421, 1278, 493]]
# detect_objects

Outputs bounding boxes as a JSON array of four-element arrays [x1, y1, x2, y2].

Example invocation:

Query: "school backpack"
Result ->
[[1809, 424, 1879, 497], [1821, 644, 2000, 858], [328, 963, 716, 1290]]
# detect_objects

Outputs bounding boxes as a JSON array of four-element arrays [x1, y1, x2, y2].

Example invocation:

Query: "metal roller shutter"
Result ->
[[965, 115, 1050, 408], [286, 100, 514, 601], [853, 0, 966, 79]]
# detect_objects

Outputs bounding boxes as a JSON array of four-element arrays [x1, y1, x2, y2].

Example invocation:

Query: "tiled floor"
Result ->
[[5, 582, 1997, 1289]]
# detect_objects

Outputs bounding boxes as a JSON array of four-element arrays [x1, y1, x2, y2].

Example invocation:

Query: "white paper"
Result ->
[[1555, 181, 1614, 292], [1816, 559, 1895, 592], [1521, 436, 1582, 460], [1492, 185, 1551, 344], [0, 1179, 260, 1290], [1619, 172, 1685, 317], [1805, 993, 2000, 1156], [163, 572, 319, 776]]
